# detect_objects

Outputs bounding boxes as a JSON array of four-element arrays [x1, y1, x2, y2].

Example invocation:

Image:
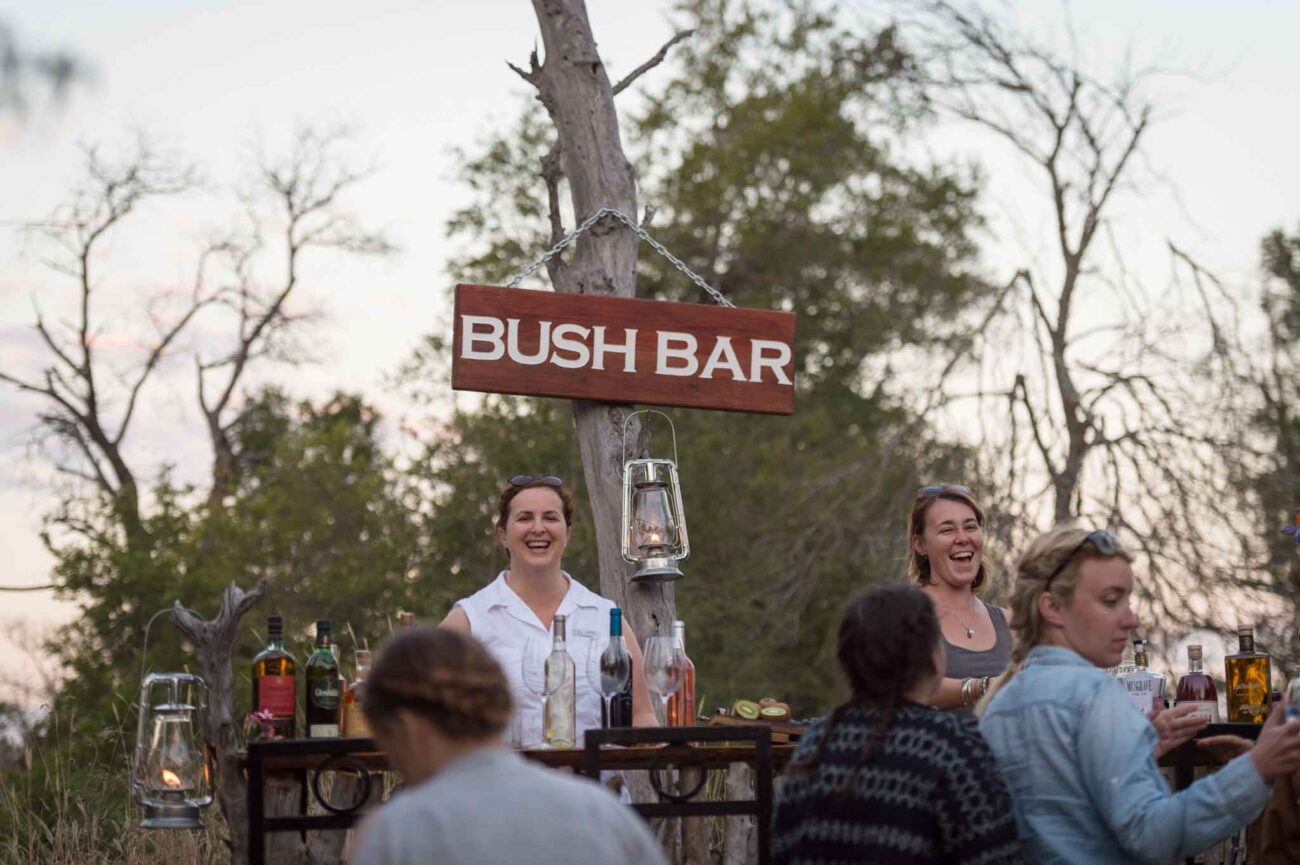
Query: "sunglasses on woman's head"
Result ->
[[916, 483, 973, 500], [506, 474, 564, 488], [1044, 530, 1121, 592]]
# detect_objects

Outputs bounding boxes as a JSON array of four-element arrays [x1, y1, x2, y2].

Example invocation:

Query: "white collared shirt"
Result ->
[[454, 571, 613, 745]]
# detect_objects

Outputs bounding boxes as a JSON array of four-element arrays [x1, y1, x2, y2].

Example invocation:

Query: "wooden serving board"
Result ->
[[706, 712, 809, 743]]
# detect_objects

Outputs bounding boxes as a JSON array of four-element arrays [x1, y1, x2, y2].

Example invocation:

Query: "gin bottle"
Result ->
[[1118, 638, 1166, 715]]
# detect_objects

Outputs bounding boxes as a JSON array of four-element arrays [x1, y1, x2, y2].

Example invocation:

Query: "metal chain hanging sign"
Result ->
[[452, 209, 797, 415]]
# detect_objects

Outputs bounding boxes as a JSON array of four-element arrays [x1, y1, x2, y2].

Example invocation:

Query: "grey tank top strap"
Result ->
[[942, 600, 1012, 681]]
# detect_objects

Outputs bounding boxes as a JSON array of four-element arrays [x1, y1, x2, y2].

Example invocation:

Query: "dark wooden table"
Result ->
[[244, 729, 795, 865]]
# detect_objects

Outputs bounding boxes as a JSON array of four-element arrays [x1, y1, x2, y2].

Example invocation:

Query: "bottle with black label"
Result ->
[[305, 619, 341, 737]]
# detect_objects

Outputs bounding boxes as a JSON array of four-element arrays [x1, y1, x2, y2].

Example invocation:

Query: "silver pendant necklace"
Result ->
[[936, 594, 978, 639]]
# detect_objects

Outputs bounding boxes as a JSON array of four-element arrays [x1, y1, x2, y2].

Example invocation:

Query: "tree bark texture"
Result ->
[[721, 763, 755, 865], [527, 0, 677, 643], [171, 579, 269, 865]]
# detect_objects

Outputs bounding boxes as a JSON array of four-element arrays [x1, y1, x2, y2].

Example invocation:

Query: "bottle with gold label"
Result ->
[[341, 649, 372, 738], [1225, 625, 1271, 723]]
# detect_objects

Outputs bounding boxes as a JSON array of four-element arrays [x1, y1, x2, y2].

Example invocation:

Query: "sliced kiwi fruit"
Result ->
[[732, 699, 761, 720], [759, 705, 790, 721]]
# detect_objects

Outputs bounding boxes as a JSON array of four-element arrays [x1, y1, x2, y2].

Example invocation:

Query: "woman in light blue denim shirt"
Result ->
[[978, 525, 1300, 865]]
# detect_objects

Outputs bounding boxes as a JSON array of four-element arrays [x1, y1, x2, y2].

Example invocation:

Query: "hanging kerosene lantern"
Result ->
[[131, 610, 214, 829], [621, 410, 690, 582]]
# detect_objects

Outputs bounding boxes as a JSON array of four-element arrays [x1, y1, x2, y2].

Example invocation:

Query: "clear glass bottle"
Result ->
[[543, 614, 576, 747], [250, 615, 296, 738], [1175, 644, 1220, 722], [667, 620, 696, 726], [1118, 637, 1166, 716], [1225, 625, 1271, 723], [341, 649, 372, 738], [305, 620, 341, 738]]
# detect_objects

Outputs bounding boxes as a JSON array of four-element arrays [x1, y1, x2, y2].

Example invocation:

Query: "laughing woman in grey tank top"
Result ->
[[905, 484, 1011, 717]]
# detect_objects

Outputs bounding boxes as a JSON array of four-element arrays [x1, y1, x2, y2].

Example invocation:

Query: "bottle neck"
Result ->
[[315, 637, 332, 653], [1239, 634, 1255, 653], [609, 611, 623, 638], [1189, 656, 1203, 673], [672, 622, 686, 652], [1134, 650, 1148, 669], [267, 635, 284, 651]]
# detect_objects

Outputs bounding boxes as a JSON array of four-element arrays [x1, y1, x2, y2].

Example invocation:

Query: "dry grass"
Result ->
[[0, 713, 227, 865]]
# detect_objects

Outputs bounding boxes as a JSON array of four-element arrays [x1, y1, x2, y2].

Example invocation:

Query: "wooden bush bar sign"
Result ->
[[452, 284, 797, 415]]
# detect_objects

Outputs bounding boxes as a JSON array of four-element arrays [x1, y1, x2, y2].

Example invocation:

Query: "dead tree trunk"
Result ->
[[522, 0, 678, 642], [171, 579, 269, 865]]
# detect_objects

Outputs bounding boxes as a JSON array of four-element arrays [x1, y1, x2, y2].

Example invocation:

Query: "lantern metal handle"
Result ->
[[621, 409, 679, 467], [139, 605, 201, 685]]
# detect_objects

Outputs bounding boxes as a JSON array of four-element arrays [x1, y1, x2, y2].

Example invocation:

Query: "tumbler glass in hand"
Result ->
[[643, 635, 685, 725]]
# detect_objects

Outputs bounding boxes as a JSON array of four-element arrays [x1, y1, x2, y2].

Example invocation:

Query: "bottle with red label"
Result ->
[[251, 615, 297, 738]]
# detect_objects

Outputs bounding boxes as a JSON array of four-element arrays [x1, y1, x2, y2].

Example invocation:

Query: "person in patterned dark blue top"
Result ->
[[772, 584, 1023, 865]]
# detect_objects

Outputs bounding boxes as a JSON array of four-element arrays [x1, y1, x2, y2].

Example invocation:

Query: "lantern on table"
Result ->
[[621, 410, 690, 582]]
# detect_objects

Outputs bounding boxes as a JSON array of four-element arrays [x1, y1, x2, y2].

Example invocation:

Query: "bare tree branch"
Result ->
[[611, 29, 695, 96]]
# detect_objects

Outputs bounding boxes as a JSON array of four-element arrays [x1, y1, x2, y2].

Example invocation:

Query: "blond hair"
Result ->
[[364, 626, 513, 740], [905, 488, 991, 593], [978, 525, 1134, 712]]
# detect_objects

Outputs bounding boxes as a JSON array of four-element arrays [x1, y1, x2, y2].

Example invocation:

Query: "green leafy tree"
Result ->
[[47, 390, 424, 742], [1234, 226, 1300, 670], [407, 0, 996, 713]]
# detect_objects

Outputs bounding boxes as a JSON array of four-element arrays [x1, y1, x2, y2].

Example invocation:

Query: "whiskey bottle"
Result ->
[[1118, 638, 1166, 716], [341, 649, 372, 738], [667, 620, 697, 726], [1175, 644, 1220, 722], [305, 620, 342, 738], [1225, 625, 1271, 723], [251, 615, 296, 738], [543, 614, 576, 748]]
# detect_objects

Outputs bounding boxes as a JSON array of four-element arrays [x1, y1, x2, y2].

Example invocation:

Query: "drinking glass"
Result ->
[[1286, 677, 1300, 722], [588, 638, 631, 730], [517, 635, 550, 747], [643, 635, 684, 725]]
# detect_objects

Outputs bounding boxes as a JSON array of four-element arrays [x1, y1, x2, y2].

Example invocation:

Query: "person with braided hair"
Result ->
[[349, 626, 668, 865], [978, 525, 1300, 865], [771, 583, 1023, 865]]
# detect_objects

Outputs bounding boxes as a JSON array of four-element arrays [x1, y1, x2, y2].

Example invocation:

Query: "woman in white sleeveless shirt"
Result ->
[[440, 474, 657, 744]]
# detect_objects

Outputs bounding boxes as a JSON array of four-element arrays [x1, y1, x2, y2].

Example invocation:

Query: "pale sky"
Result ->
[[1, 0, 1297, 694]]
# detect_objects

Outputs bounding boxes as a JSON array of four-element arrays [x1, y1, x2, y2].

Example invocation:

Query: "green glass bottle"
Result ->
[[305, 620, 341, 737]]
